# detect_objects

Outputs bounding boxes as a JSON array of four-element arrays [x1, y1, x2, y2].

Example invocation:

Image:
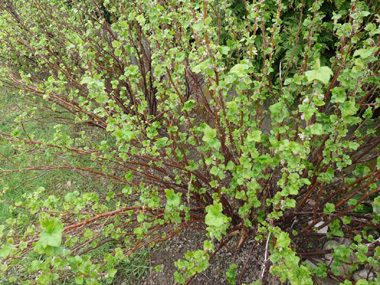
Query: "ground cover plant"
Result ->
[[0, 0, 380, 284]]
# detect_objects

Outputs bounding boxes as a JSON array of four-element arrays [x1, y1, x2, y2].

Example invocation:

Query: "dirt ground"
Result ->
[[130, 228, 349, 285], [137, 228, 279, 285]]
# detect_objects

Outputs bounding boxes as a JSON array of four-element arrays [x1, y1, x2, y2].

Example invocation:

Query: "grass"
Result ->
[[0, 87, 151, 283], [112, 248, 151, 284], [0, 88, 79, 222], [0, 87, 115, 200]]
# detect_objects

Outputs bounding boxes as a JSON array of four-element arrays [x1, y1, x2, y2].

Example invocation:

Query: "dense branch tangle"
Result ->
[[0, 0, 380, 284]]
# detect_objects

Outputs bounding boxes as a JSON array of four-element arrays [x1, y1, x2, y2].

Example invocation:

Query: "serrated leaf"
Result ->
[[373, 197, 380, 215], [339, 99, 358, 117], [75, 275, 84, 284], [39, 217, 64, 248], [108, 268, 117, 278], [202, 125, 217, 142], [229, 64, 249, 78], [270, 101, 286, 118], [193, 22, 203, 31], [203, 240, 213, 251], [247, 130, 262, 142], [227, 101, 238, 113], [220, 46, 230, 55], [80, 77, 93, 85], [136, 15, 145, 25], [0, 243, 11, 258], [299, 104, 315, 121], [284, 78, 293, 85], [353, 48, 373, 59], [363, 107, 372, 119], [115, 48, 122, 57], [205, 202, 228, 228], [226, 263, 238, 285], [331, 87, 346, 103], [310, 123, 323, 135], [111, 40, 120, 48], [276, 232, 291, 248], [324, 203, 335, 214], [165, 189, 181, 208], [204, 17, 212, 26], [305, 66, 333, 85], [127, 65, 139, 75]]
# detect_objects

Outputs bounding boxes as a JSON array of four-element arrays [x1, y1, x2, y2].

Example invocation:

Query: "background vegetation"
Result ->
[[0, 0, 379, 284]]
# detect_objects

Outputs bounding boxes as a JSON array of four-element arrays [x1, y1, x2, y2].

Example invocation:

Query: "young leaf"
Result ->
[[39, 217, 64, 248], [165, 189, 181, 208], [230, 64, 249, 78], [205, 202, 229, 228], [339, 99, 358, 117], [226, 263, 238, 285], [305, 66, 333, 85], [202, 125, 217, 142]]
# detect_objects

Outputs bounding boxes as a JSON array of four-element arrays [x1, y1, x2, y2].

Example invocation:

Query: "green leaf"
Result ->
[[270, 101, 286, 119], [0, 243, 11, 258], [165, 189, 181, 208], [299, 104, 315, 121], [226, 263, 238, 285], [342, 216, 352, 225], [247, 130, 262, 142], [305, 66, 333, 85], [205, 202, 228, 228], [284, 78, 293, 85], [363, 107, 373, 119], [202, 124, 217, 142], [192, 62, 206, 73], [39, 217, 64, 248], [227, 101, 238, 114], [353, 48, 373, 59], [183, 99, 195, 111], [108, 268, 117, 278], [324, 203, 335, 214], [193, 22, 203, 31], [126, 65, 139, 75], [204, 17, 212, 26], [115, 48, 122, 57], [203, 240, 213, 251], [112, 40, 120, 48], [229, 64, 249, 78], [125, 171, 133, 182], [220, 46, 230, 55], [331, 87, 346, 103], [290, 265, 313, 285], [329, 220, 344, 237], [80, 77, 93, 85], [136, 15, 146, 25], [275, 232, 291, 248], [75, 275, 84, 284], [373, 196, 380, 216], [340, 99, 358, 117], [310, 123, 323, 135]]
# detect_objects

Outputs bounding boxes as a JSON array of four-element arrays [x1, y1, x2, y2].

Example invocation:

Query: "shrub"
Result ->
[[0, 0, 379, 284]]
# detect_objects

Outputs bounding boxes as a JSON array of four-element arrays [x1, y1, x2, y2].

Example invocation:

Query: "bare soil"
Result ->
[[137, 228, 274, 285]]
